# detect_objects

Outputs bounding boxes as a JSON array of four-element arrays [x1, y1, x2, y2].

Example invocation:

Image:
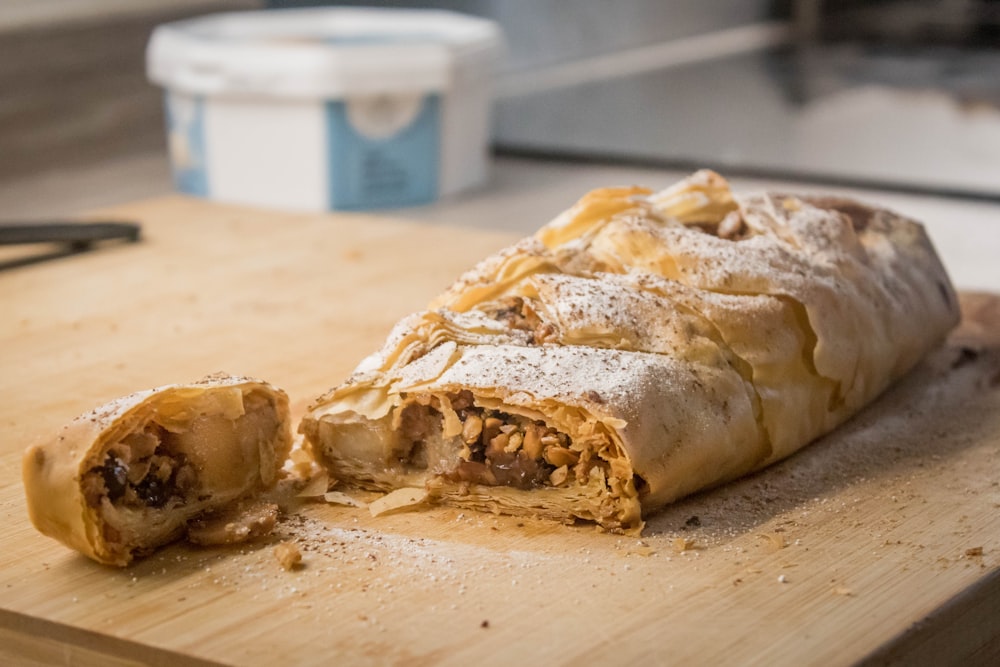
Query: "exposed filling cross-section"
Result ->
[[395, 390, 604, 491]]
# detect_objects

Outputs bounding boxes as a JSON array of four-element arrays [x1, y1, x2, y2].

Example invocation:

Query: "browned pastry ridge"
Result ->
[[23, 374, 292, 565], [300, 171, 959, 533]]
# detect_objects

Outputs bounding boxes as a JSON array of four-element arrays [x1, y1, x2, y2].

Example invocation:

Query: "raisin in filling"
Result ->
[[85, 432, 197, 510], [99, 455, 129, 501]]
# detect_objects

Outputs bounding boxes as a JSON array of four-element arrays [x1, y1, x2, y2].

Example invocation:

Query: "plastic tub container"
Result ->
[[146, 8, 502, 211]]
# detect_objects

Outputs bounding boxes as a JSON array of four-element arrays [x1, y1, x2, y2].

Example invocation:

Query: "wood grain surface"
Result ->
[[1, 196, 998, 666]]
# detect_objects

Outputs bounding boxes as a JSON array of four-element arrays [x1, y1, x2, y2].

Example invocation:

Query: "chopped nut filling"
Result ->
[[396, 390, 603, 491], [483, 297, 559, 344]]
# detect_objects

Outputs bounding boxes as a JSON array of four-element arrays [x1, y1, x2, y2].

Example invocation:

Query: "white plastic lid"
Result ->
[[146, 7, 503, 99]]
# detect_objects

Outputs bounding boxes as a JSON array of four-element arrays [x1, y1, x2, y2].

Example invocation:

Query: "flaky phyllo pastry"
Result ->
[[301, 171, 959, 532], [23, 375, 292, 565]]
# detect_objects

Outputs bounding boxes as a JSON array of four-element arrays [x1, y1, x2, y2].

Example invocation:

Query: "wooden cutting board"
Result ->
[[1, 196, 998, 666]]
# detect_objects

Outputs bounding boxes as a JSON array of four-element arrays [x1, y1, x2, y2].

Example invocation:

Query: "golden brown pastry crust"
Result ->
[[301, 171, 959, 532], [23, 374, 292, 566]]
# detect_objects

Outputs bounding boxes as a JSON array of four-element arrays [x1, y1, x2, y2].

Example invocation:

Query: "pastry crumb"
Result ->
[[274, 541, 302, 571], [625, 545, 656, 557], [759, 532, 787, 553], [672, 537, 695, 553]]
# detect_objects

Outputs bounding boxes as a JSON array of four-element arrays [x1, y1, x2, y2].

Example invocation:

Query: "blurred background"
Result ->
[[1, 0, 999, 219]]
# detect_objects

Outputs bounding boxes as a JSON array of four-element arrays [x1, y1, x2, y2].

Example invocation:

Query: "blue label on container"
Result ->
[[326, 93, 439, 210], [164, 93, 209, 197]]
